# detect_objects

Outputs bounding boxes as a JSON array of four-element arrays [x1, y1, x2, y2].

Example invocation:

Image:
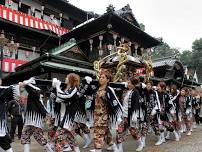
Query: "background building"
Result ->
[[0, 0, 94, 77]]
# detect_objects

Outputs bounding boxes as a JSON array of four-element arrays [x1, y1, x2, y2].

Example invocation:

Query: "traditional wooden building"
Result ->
[[3, 4, 160, 85], [151, 56, 200, 87], [0, 0, 94, 76]]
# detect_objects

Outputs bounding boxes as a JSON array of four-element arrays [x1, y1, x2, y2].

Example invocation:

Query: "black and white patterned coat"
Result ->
[[0, 85, 20, 136], [24, 84, 47, 129]]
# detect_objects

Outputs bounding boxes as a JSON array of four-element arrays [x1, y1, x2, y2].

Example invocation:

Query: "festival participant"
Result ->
[[142, 81, 162, 146], [20, 78, 53, 152], [116, 77, 145, 152], [51, 73, 81, 152], [155, 81, 172, 145], [46, 87, 73, 152], [176, 87, 192, 136], [7, 98, 24, 142], [89, 70, 122, 152], [165, 84, 180, 141], [0, 81, 22, 152], [198, 90, 202, 124], [72, 95, 92, 150], [191, 89, 200, 129], [50, 75, 95, 152]]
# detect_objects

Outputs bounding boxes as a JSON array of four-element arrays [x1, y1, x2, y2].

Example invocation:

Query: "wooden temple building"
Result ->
[[151, 56, 200, 87], [0, 0, 94, 77], [3, 4, 160, 85]]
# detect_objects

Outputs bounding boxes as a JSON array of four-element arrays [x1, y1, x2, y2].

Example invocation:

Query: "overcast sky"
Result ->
[[69, 0, 202, 51]]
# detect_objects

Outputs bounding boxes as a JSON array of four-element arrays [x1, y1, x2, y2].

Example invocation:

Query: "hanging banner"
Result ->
[[136, 68, 154, 77], [0, 5, 69, 35], [2, 58, 27, 72]]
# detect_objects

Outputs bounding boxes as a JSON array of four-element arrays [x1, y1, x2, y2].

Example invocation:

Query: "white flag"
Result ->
[[184, 66, 189, 79], [193, 70, 198, 83]]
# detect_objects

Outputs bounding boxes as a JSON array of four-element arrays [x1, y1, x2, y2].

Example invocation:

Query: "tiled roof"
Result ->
[[152, 57, 179, 68]]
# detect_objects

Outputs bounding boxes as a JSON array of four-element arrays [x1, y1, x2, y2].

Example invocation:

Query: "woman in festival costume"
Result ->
[[53, 73, 87, 152], [165, 84, 180, 141], [155, 81, 172, 145], [89, 70, 122, 152], [198, 90, 202, 124], [20, 78, 53, 152], [73, 93, 92, 149], [190, 89, 200, 129], [47, 87, 70, 151], [65, 76, 94, 150], [116, 77, 146, 152], [50, 75, 94, 152], [175, 87, 192, 136], [141, 81, 162, 146], [0, 81, 22, 152]]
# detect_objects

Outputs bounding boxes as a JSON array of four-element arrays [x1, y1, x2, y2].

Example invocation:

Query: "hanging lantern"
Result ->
[[98, 35, 103, 57], [89, 39, 93, 52], [121, 37, 125, 43], [8, 0, 13, 6], [99, 49, 103, 57], [147, 48, 152, 56], [15, 43, 19, 59], [50, 14, 54, 20], [59, 13, 63, 24], [19, 0, 22, 8], [128, 41, 132, 55], [134, 43, 139, 57], [25, 51, 30, 58], [140, 47, 144, 56], [113, 34, 117, 49], [41, 5, 45, 19], [4, 46, 10, 56], [31, 7, 35, 16], [107, 44, 113, 54], [32, 46, 36, 55], [99, 35, 103, 48]]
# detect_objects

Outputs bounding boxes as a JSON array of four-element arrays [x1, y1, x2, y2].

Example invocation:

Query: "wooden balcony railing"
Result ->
[[0, 5, 69, 35]]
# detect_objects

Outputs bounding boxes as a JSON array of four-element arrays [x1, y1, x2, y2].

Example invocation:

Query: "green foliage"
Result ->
[[192, 38, 202, 67], [152, 41, 178, 60], [180, 50, 192, 65]]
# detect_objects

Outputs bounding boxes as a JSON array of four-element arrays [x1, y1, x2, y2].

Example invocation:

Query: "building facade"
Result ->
[[0, 0, 93, 77]]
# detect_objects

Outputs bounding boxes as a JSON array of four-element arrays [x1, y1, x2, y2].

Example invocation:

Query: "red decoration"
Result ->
[[136, 68, 154, 77], [0, 5, 69, 35], [2, 58, 27, 72]]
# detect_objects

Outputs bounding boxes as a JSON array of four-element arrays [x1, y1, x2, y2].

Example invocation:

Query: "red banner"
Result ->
[[2, 58, 27, 73], [0, 5, 69, 35], [136, 68, 154, 77]]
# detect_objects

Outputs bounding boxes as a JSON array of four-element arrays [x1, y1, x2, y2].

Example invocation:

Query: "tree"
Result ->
[[179, 38, 202, 83], [192, 38, 202, 68], [180, 50, 192, 65], [152, 40, 178, 60]]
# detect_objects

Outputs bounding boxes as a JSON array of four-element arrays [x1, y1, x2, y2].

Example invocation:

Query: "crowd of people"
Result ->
[[0, 70, 202, 152]]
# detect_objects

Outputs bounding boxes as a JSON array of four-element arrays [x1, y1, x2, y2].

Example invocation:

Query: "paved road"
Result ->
[[3, 125, 202, 152]]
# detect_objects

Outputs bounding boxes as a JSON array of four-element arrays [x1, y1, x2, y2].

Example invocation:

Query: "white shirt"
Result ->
[[122, 90, 132, 118]]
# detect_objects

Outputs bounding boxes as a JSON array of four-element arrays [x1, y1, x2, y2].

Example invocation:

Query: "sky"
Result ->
[[68, 0, 202, 51]]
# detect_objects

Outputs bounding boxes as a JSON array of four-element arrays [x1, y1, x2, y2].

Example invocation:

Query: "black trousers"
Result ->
[[0, 135, 11, 150], [195, 109, 200, 124], [10, 115, 23, 139]]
